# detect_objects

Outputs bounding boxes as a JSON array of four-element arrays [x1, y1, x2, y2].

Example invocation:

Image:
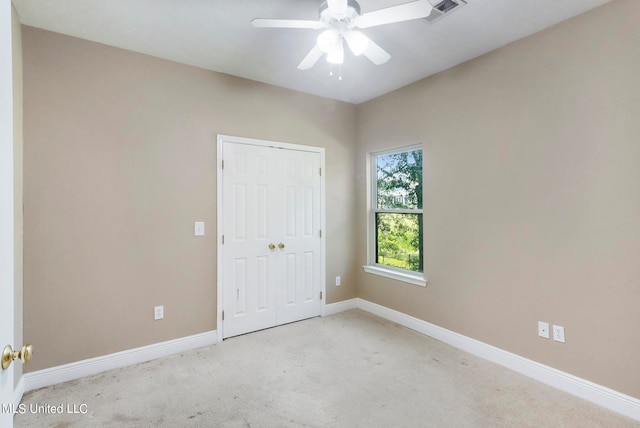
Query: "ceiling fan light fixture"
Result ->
[[344, 30, 369, 56], [326, 41, 345, 64], [317, 29, 340, 53], [255, 0, 433, 71]]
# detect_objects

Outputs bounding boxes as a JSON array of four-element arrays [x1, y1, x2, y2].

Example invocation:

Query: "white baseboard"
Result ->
[[323, 298, 358, 316], [24, 330, 217, 392], [354, 298, 640, 422]]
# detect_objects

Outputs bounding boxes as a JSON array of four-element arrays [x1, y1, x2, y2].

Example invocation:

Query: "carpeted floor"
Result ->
[[15, 310, 639, 427]]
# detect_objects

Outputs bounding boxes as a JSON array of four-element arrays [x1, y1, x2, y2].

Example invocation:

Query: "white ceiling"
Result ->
[[13, 0, 612, 104]]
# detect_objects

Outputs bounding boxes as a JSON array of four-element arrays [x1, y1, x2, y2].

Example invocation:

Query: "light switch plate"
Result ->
[[194, 221, 205, 236]]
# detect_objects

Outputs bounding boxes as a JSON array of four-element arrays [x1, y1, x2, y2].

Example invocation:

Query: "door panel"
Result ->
[[221, 141, 322, 338], [303, 187, 313, 237], [222, 143, 278, 337], [256, 256, 269, 311], [303, 252, 314, 302], [233, 258, 247, 315], [274, 149, 322, 325], [233, 184, 247, 239], [284, 253, 297, 305], [255, 185, 268, 239], [284, 186, 296, 237]]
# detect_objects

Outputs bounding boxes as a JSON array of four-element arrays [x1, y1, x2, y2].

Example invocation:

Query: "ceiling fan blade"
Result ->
[[362, 38, 391, 65], [327, 0, 348, 14], [251, 18, 323, 29], [356, 0, 433, 28], [298, 45, 324, 70]]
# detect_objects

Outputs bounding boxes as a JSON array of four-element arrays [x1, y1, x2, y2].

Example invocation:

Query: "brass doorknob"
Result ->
[[278, 242, 285, 249], [268, 243, 276, 250], [2, 344, 33, 370]]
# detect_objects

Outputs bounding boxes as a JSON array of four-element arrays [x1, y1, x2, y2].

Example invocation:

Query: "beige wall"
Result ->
[[22, 27, 357, 372], [12, 4, 24, 385], [22, 0, 640, 401], [355, 0, 640, 399]]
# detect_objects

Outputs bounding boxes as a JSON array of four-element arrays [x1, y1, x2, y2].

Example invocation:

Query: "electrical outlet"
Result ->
[[154, 305, 164, 320], [336, 276, 341, 286], [538, 321, 549, 339], [553, 325, 565, 343]]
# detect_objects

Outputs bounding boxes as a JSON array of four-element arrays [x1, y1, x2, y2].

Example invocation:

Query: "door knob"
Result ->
[[278, 242, 285, 249], [2, 344, 33, 370], [268, 243, 276, 250]]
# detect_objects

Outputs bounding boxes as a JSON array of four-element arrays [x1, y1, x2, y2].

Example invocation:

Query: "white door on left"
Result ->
[[1, 0, 17, 425]]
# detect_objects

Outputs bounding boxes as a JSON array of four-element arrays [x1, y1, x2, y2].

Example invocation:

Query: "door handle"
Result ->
[[278, 242, 285, 249], [2, 344, 33, 370], [268, 243, 276, 250]]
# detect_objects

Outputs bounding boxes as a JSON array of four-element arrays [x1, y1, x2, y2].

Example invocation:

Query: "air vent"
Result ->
[[423, 0, 466, 24]]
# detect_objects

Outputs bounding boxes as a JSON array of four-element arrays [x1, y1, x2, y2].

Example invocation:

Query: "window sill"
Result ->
[[362, 265, 427, 287]]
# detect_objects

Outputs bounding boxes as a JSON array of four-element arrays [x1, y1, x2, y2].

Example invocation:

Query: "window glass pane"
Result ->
[[376, 150, 422, 210], [376, 213, 423, 273]]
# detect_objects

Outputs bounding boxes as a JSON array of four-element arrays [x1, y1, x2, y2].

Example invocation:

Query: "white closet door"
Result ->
[[222, 142, 278, 338], [274, 149, 322, 325], [222, 141, 322, 338]]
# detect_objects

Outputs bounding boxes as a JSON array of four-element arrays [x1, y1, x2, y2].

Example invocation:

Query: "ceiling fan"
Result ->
[[251, 0, 434, 70]]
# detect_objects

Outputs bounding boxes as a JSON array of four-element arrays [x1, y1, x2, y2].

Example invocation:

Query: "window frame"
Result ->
[[364, 145, 427, 287]]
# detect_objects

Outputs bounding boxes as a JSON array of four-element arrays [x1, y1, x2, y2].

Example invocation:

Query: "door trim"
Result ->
[[216, 135, 326, 342]]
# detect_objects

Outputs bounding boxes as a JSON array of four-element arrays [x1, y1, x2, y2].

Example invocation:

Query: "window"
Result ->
[[365, 145, 426, 286]]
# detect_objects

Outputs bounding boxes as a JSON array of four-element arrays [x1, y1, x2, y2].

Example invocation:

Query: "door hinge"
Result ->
[[222, 235, 225, 245], [222, 310, 225, 321], [319, 229, 322, 238], [319, 167, 322, 176], [221, 159, 225, 170], [320, 291, 323, 300]]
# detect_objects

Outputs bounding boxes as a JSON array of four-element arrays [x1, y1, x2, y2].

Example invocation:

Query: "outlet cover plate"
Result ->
[[553, 325, 565, 343], [538, 321, 550, 339], [154, 306, 164, 320]]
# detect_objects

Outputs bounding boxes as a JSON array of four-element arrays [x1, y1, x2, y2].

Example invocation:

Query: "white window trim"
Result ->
[[363, 265, 427, 287], [363, 144, 427, 287]]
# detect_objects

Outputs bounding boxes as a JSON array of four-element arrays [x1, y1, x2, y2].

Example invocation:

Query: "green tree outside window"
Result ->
[[374, 148, 423, 273]]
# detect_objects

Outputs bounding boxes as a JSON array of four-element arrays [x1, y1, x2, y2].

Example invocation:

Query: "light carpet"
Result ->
[[15, 310, 639, 427]]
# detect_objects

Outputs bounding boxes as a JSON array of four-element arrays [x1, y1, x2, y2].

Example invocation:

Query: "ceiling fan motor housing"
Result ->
[[319, 0, 362, 27]]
